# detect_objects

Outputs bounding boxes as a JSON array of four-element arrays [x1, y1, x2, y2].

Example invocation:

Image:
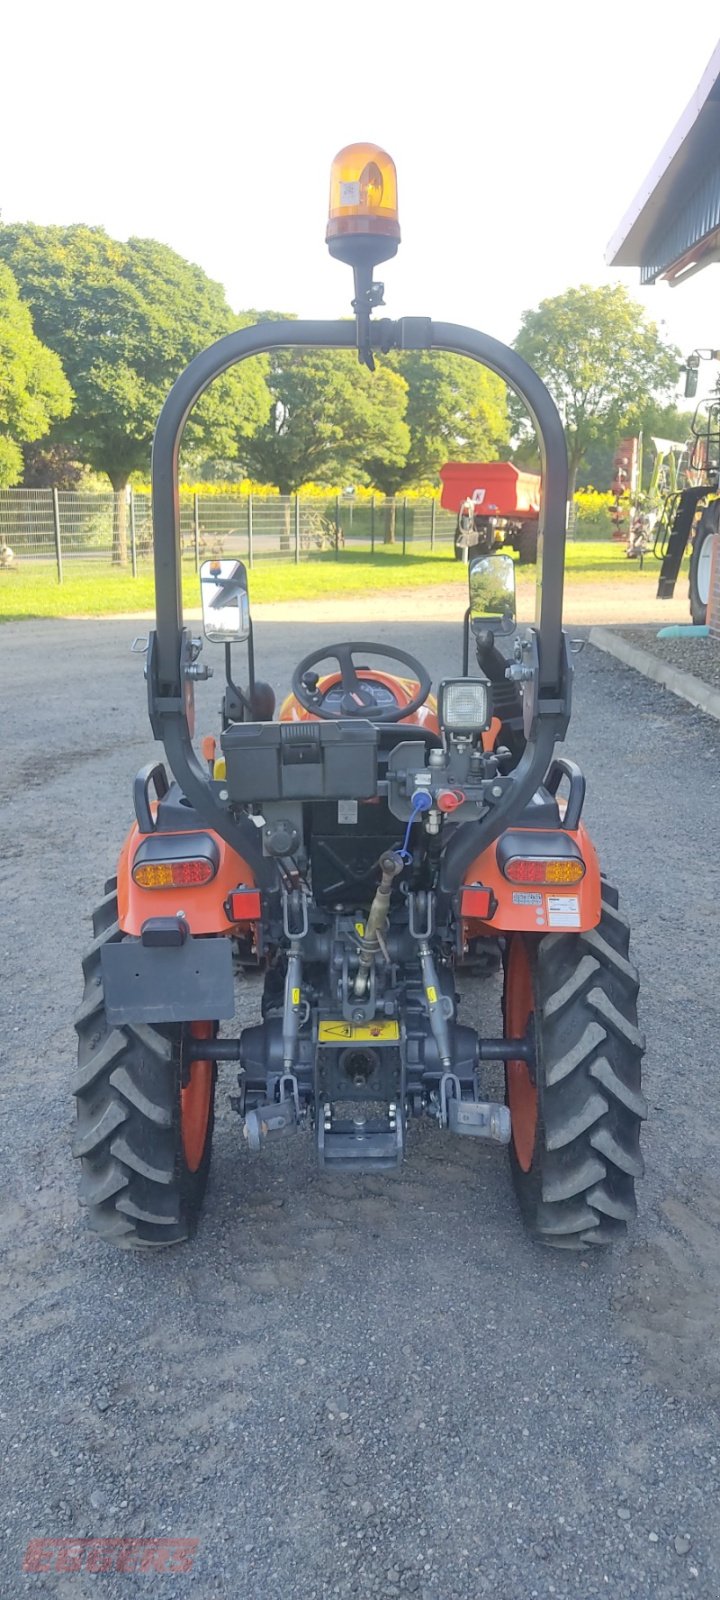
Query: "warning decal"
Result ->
[[318, 1020, 400, 1044], [546, 894, 581, 929]]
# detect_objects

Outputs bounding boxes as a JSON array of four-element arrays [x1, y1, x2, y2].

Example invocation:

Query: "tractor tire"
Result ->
[[513, 522, 538, 565], [688, 501, 719, 624], [503, 879, 646, 1249], [72, 887, 216, 1249]]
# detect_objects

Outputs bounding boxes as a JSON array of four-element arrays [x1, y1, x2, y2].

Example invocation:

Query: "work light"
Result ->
[[438, 678, 492, 734]]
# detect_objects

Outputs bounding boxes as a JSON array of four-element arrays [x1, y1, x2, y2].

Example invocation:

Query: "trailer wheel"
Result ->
[[72, 888, 216, 1248], [689, 501, 719, 624], [514, 522, 538, 565], [503, 882, 646, 1249]]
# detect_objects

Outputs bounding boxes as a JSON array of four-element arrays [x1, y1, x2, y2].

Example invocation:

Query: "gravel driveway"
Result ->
[[2, 614, 720, 1599]]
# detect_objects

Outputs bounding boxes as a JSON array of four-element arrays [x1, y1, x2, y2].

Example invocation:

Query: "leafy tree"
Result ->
[[389, 351, 508, 484], [0, 226, 270, 559], [370, 351, 509, 540], [0, 261, 72, 488], [242, 348, 410, 496], [22, 442, 85, 490], [513, 285, 680, 497]]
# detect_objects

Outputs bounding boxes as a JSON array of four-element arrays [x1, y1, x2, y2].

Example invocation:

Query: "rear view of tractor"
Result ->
[[73, 143, 645, 1253]]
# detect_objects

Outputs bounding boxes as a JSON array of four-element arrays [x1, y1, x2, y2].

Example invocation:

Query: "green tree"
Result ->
[[242, 348, 410, 495], [0, 226, 270, 559], [370, 351, 509, 540], [513, 285, 680, 497], [0, 261, 72, 488], [23, 442, 84, 490]]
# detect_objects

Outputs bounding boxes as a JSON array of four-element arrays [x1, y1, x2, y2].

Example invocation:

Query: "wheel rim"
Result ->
[[181, 1022, 213, 1172], [505, 937, 537, 1173], [698, 532, 713, 606]]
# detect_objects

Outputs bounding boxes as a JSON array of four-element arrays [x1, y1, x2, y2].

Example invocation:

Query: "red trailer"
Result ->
[[439, 461, 540, 563]]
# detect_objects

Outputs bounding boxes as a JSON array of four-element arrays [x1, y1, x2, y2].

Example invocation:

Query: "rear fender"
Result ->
[[460, 822, 601, 940], [117, 823, 259, 937]]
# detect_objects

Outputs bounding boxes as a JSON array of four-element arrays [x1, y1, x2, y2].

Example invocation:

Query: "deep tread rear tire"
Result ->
[[73, 891, 216, 1249], [504, 882, 646, 1250], [514, 523, 538, 565], [689, 501, 719, 625]]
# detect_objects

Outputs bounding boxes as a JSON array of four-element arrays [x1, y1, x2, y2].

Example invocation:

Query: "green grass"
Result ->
[[0, 541, 670, 622]]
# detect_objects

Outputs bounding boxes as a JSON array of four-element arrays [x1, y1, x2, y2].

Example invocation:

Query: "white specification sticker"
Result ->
[[546, 894, 581, 928], [337, 800, 358, 824], [512, 892, 542, 906], [339, 180, 360, 206]]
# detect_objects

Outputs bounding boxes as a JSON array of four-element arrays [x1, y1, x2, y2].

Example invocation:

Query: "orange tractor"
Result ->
[[73, 144, 645, 1251]]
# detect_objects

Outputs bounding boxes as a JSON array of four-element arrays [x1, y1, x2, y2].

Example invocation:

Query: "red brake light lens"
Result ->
[[228, 889, 262, 922]]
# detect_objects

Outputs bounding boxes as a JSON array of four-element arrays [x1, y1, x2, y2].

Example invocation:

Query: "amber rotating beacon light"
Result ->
[[325, 143, 400, 368]]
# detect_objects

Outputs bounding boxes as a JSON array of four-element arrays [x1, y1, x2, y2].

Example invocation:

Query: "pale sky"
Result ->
[[2, 0, 719, 388]]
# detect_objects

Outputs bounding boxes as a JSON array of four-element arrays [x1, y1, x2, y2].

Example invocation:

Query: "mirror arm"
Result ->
[[462, 607, 471, 675], [224, 644, 252, 720]]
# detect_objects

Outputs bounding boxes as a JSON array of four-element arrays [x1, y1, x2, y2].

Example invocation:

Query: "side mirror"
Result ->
[[469, 553, 516, 636], [200, 559, 251, 643], [684, 358, 699, 399]]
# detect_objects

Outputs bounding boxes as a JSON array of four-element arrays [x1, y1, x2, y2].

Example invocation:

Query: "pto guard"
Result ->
[[462, 823, 602, 937], [116, 822, 259, 937]]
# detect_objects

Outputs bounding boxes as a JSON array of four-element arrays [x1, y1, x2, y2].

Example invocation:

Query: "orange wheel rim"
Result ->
[[181, 1022, 213, 1172], [505, 937, 537, 1173]]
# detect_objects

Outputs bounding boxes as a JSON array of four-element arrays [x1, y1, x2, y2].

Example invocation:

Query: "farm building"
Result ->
[[607, 40, 720, 636]]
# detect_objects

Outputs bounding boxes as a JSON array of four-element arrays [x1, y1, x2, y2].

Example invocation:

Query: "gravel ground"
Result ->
[[615, 626, 720, 692], [3, 616, 720, 1599]]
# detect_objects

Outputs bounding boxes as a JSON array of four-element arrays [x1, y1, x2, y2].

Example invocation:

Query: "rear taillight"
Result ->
[[133, 858, 216, 889], [503, 857, 585, 886], [131, 831, 220, 889]]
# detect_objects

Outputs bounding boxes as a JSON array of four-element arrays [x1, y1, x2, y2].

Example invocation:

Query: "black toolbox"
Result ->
[[220, 719, 378, 802]]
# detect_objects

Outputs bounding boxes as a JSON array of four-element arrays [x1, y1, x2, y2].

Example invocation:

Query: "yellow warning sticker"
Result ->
[[426, 986, 437, 1003], [291, 987, 301, 1005], [318, 1020, 400, 1043], [355, 922, 365, 937]]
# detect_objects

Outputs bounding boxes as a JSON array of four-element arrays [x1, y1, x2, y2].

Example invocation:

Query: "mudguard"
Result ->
[[461, 822, 602, 939], [101, 933, 234, 1026], [116, 823, 259, 937]]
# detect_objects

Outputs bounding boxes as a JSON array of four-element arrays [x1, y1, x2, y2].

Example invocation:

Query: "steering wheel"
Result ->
[[291, 641, 432, 724]]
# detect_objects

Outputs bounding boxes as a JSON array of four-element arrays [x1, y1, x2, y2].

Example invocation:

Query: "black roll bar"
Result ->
[[148, 317, 569, 871]]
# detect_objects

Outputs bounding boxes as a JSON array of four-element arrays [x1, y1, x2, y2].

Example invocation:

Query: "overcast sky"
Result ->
[[3, 0, 719, 383]]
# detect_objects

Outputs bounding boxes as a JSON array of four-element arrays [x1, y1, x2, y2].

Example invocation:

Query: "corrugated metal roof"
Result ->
[[607, 41, 720, 277], [639, 162, 720, 283]]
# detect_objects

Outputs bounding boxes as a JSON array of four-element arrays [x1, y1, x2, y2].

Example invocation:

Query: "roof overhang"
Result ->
[[607, 41, 720, 284]]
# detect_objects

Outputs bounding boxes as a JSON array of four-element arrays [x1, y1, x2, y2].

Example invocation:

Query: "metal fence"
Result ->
[[0, 489, 459, 580]]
